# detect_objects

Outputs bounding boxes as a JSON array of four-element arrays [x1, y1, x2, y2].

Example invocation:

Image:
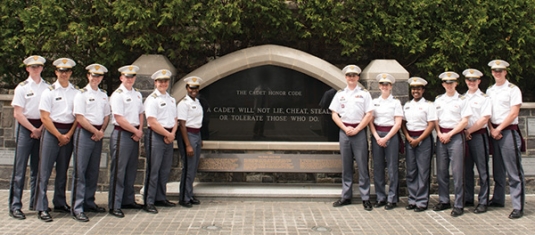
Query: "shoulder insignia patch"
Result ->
[[337, 89, 343, 93], [75, 86, 80, 89], [482, 93, 488, 97], [19, 81, 29, 86], [80, 88, 87, 93], [135, 88, 140, 92], [48, 85, 55, 91], [509, 83, 517, 88], [115, 88, 123, 94], [460, 95, 466, 100], [100, 89, 107, 94], [435, 94, 442, 99], [150, 93, 158, 98]]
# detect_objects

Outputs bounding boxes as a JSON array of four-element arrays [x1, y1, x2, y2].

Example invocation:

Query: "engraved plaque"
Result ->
[[198, 153, 342, 173]]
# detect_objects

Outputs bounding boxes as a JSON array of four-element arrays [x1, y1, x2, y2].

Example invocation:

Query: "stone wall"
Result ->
[[1, 96, 534, 195]]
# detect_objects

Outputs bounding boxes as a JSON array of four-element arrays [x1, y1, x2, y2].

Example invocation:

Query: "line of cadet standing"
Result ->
[[330, 60, 525, 219], [8, 56, 205, 222]]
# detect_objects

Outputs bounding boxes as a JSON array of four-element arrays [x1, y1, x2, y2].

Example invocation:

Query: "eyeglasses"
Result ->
[[346, 73, 359, 77]]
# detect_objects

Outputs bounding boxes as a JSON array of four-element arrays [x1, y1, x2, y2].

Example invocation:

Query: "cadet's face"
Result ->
[[379, 82, 392, 94], [155, 79, 170, 92], [410, 86, 424, 100], [491, 69, 507, 82], [120, 74, 136, 88], [465, 78, 480, 91], [55, 69, 72, 81], [187, 86, 199, 99], [26, 65, 43, 76], [442, 81, 457, 92], [87, 74, 103, 86], [345, 73, 359, 86]]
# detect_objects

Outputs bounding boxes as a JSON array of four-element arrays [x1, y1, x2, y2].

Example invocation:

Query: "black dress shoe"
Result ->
[[451, 207, 464, 217], [143, 204, 158, 214], [109, 209, 124, 218], [414, 206, 427, 212], [374, 201, 386, 208], [432, 203, 451, 211], [488, 201, 505, 207], [464, 201, 474, 207], [405, 204, 417, 210], [54, 204, 71, 213], [38, 211, 53, 222], [31, 207, 51, 212], [9, 209, 26, 220], [190, 197, 201, 205], [155, 200, 176, 207], [333, 199, 352, 207], [85, 205, 106, 213], [473, 204, 487, 214], [385, 202, 396, 210], [72, 212, 89, 222], [179, 201, 193, 208], [122, 202, 143, 209], [363, 200, 373, 211], [509, 209, 523, 219]]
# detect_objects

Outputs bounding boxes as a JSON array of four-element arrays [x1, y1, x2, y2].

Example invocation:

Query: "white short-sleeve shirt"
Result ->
[[38, 81, 79, 124], [144, 89, 177, 129], [463, 89, 492, 129], [403, 98, 437, 132], [372, 94, 403, 126], [329, 86, 373, 124], [11, 77, 49, 119], [434, 92, 472, 129], [177, 95, 203, 128], [73, 85, 110, 125], [110, 84, 144, 126], [487, 80, 522, 125]]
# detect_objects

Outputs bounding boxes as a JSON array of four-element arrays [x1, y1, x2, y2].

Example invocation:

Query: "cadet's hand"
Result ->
[[92, 130, 104, 141], [376, 137, 387, 147], [464, 130, 472, 141], [491, 129, 502, 140], [58, 134, 70, 146], [186, 145, 194, 157], [408, 137, 420, 148], [30, 128, 42, 139]]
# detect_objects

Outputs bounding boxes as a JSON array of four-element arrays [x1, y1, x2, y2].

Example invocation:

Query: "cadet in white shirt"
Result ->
[[369, 73, 403, 210], [177, 76, 204, 208], [329, 65, 374, 211], [143, 69, 178, 214], [401, 77, 436, 212], [35, 58, 79, 222], [70, 64, 110, 222], [433, 71, 472, 217], [486, 59, 525, 219], [9, 56, 49, 220], [461, 69, 492, 214], [108, 65, 145, 218]]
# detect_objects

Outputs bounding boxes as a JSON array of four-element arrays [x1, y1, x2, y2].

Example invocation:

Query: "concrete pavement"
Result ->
[[1, 188, 534, 235]]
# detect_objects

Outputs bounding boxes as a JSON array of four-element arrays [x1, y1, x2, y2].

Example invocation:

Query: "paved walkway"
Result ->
[[1, 190, 534, 235]]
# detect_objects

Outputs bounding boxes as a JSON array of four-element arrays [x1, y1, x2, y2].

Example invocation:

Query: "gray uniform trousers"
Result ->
[[464, 132, 490, 205], [143, 129, 173, 205], [339, 129, 370, 200], [405, 135, 433, 208], [108, 128, 139, 210], [177, 131, 201, 203], [371, 130, 399, 203], [34, 128, 73, 211], [436, 132, 465, 208], [490, 129, 525, 210], [9, 124, 40, 211], [71, 127, 103, 214]]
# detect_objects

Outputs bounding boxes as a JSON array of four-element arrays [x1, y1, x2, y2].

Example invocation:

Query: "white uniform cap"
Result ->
[[23, 55, 46, 66], [375, 73, 395, 84], [438, 71, 459, 83], [462, 68, 483, 80], [151, 69, 172, 80], [85, 63, 108, 74], [408, 77, 428, 86], [184, 76, 203, 88], [488, 59, 509, 70], [53, 58, 76, 70], [342, 65, 361, 75], [118, 65, 140, 76]]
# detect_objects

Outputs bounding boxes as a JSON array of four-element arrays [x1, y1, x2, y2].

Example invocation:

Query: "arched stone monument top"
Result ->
[[171, 44, 347, 100], [360, 59, 409, 82]]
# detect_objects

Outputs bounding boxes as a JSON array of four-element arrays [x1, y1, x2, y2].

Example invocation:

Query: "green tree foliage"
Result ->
[[1, 0, 535, 100]]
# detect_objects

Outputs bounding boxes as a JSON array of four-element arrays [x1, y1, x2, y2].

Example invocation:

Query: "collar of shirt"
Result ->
[[494, 80, 510, 89], [344, 85, 362, 94], [84, 84, 101, 94], [119, 83, 135, 94], [153, 89, 168, 98], [379, 94, 393, 101], [442, 91, 460, 101], [464, 89, 483, 98], [53, 80, 75, 90], [26, 76, 45, 85], [412, 97, 427, 104]]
